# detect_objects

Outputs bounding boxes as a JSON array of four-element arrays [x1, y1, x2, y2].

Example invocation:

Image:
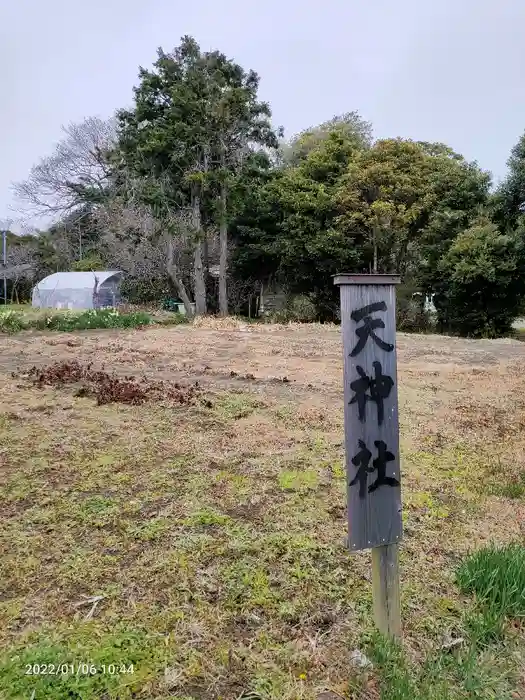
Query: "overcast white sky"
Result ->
[[2, 0, 524, 228]]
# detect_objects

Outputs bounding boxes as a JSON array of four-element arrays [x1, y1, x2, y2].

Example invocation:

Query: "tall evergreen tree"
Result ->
[[116, 36, 279, 315]]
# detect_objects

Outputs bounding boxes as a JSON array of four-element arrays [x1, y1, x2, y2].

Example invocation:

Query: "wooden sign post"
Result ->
[[333, 273, 402, 638]]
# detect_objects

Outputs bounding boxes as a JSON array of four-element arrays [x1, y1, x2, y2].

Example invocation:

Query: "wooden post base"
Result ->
[[372, 543, 401, 638]]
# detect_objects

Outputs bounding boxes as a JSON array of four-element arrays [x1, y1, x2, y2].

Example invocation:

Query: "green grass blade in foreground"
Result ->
[[456, 543, 525, 619], [364, 631, 517, 700]]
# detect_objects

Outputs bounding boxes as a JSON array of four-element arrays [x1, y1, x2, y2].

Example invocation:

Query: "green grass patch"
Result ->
[[457, 543, 525, 621], [127, 517, 173, 542], [0, 625, 165, 699], [182, 508, 231, 527], [463, 607, 506, 646], [277, 469, 319, 492], [487, 481, 525, 499], [212, 393, 264, 420]]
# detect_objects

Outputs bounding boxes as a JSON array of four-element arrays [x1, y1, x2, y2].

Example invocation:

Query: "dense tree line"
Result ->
[[9, 36, 525, 336]]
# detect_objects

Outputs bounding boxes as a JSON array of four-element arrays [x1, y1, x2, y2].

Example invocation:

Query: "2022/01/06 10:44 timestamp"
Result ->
[[25, 663, 134, 676]]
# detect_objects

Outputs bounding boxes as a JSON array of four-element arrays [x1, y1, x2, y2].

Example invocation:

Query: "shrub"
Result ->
[[0, 310, 27, 334], [155, 313, 189, 326], [396, 298, 431, 333], [288, 294, 319, 322], [395, 284, 433, 333], [265, 295, 319, 323], [34, 309, 152, 332], [120, 276, 170, 304]]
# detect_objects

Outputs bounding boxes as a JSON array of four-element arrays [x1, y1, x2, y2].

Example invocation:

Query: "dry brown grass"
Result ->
[[1, 325, 525, 698]]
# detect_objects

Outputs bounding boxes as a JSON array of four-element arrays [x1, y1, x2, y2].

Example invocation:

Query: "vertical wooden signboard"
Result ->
[[333, 274, 403, 638]]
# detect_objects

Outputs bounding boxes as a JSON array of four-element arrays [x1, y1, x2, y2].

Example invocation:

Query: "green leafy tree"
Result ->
[[335, 139, 490, 278], [281, 112, 372, 166], [434, 219, 525, 337], [414, 143, 491, 294], [71, 253, 105, 271], [233, 136, 489, 322], [492, 132, 525, 231], [229, 157, 283, 290], [335, 139, 431, 274], [231, 126, 368, 319]]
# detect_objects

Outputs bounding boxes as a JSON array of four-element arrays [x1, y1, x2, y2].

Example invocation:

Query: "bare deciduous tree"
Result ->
[[44, 223, 78, 269], [13, 116, 116, 219], [93, 173, 198, 316], [4, 243, 36, 303], [226, 274, 259, 316]]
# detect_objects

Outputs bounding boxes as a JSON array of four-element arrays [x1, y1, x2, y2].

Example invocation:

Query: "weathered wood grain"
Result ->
[[372, 543, 401, 638], [334, 274, 403, 551]]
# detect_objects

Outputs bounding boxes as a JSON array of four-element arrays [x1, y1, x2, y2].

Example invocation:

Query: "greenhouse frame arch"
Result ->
[[32, 271, 123, 310]]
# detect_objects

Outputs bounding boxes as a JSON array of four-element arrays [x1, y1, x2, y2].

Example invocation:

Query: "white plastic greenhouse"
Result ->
[[31, 271, 123, 310]]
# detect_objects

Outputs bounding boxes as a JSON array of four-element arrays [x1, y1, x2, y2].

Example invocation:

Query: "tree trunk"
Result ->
[[191, 187, 207, 315], [218, 178, 228, 316], [259, 280, 265, 315], [396, 233, 409, 275], [203, 236, 209, 288], [193, 242, 206, 314], [92, 274, 100, 309], [166, 237, 194, 317], [202, 147, 210, 299]]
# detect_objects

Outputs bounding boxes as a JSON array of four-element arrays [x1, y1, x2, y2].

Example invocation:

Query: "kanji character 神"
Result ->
[[349, 360, 394, 426]]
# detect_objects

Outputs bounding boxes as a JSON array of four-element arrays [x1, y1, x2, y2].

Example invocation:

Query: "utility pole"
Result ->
[[2, 229, 6, 306]]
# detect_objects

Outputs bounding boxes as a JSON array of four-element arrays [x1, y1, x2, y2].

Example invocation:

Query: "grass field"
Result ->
[[1, 321, 525, 699]]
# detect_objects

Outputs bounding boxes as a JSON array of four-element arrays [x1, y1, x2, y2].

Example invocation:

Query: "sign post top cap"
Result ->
[[333, 273, 401, 286]]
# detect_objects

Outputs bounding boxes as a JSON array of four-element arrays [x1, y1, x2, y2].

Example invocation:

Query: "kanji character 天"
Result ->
[[350, 301, 394, 357]]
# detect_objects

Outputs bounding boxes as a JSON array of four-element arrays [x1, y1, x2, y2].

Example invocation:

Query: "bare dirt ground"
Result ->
[[2, 323, 523, 391], [1, 323, 525, 699]]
